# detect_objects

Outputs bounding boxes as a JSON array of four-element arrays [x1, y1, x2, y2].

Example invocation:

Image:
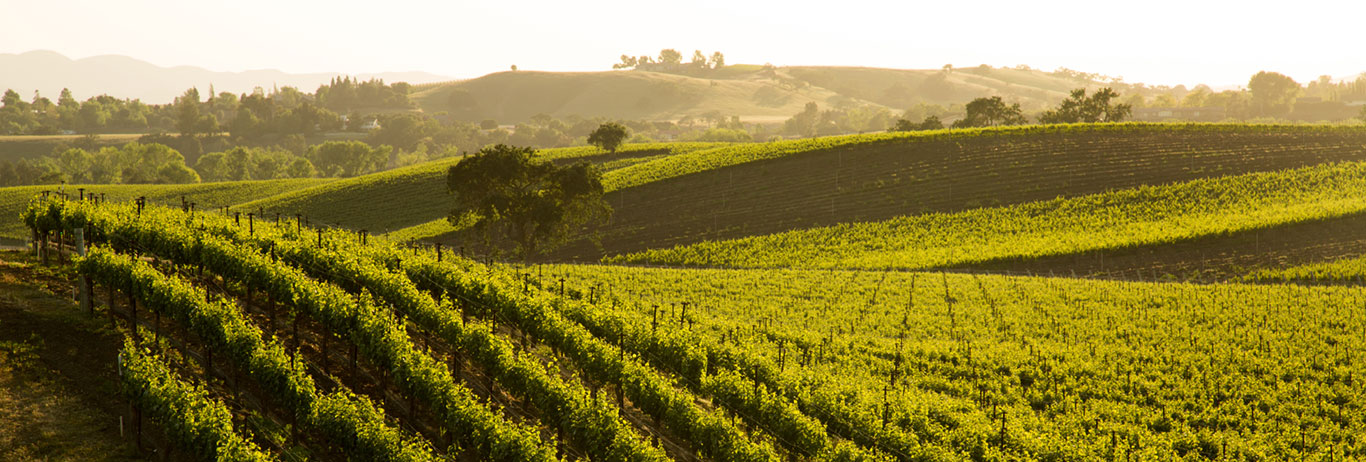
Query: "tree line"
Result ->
[[613, 49, 726, 74], [887, 88, 1132, 132], [0, 138, 415, 187], [0, 78, 413, 137]]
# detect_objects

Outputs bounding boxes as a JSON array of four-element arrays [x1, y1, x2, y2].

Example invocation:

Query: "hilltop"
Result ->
[[410, 65, 1111, 123]]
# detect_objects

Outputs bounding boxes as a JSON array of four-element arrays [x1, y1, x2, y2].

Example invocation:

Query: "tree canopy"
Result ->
[[587, 122, 628, 153], [447, 144, 611, 260], [1248, 71, 1301, 117], [1038, 88, 1133, 124], [952, 97, 1028, 128]]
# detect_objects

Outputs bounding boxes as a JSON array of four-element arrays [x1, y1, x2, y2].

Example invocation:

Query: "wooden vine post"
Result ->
[[75, 228, 92, 315]]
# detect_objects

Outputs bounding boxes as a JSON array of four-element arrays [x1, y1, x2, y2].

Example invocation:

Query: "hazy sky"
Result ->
[[5, 0, 1365, 87]]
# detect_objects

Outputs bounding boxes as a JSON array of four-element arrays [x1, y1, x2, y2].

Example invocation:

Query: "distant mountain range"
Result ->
[[0, 50, 454, 103]]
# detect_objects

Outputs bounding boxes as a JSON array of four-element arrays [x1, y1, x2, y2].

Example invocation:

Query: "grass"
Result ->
[[1246, 253, 1366, 285], [610, 160, 1366, 269], [0, 178, 330, 243], [0, 252, 137, 461], [408, 64, 1117, 123], [409, 69, 886, 122]]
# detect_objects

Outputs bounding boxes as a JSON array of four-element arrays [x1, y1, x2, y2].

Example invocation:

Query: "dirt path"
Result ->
[[0, 250, 136, 461]]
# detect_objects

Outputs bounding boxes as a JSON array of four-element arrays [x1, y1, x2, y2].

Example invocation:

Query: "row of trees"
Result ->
[[0, 78, 414, 137], [888, 88, 1133, 131], [0, 88, 171, 135], [0, 138, 419, 187], [613, 49, 725, 74], [782, 102, 897, 137], [0, 142, 199, 186]]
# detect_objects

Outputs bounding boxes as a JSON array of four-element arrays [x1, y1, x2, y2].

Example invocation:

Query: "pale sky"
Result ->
[[5, 0, 1365, 87]]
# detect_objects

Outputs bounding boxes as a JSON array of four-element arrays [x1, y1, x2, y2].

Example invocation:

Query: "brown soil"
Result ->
[[541, 129, 1366, 261], [0, 250, 137, 461]]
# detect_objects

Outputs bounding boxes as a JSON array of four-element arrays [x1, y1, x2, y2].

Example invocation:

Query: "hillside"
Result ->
[[523, 124, 1366, 260], [610, 160, 1366, 270], [235, 143, 726, 235], [17, 128, 1366, 461], [410, 65, 1110, 123]]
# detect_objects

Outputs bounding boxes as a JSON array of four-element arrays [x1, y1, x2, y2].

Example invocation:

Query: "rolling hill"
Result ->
[[409, 65, 1111, 123], [522, 124, 1366, 261], [234, 143, 726, 235]]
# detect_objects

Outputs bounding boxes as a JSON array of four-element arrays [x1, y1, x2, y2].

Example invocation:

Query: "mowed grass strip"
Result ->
[[1246, 253, 1366, 285], [610, 160, 1366, 270]]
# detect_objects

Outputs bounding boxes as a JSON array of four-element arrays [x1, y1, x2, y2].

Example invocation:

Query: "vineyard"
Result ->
[[10, 123, 1366, 461], [534, 123, 1366, 260], [541, 263, 1366, 459], [0, 179, 329, 243], [610, 160, 1366, 271]]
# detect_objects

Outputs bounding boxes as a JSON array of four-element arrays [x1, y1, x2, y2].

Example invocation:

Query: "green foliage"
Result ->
[[1038, 88, 1132, 124], [1248, 71, 1301, 117], [195, 146, 317, 182], [232, 223, 669, 462], [80, 247, 436, 461], [118, 341, 273, 461], [588, 122, 629, 153], [548, 263, 1366, 460], [307, 140, 390, 177], [40, 201, 553, 462], [613, 160, 1366, 269], [22, 142, 200, 186], [888, 116, 943, 132], [447, 144, 611, 259], [951, 97, 1027, 128], [314, 77, 413, 112], [389, 248, 783, 462]]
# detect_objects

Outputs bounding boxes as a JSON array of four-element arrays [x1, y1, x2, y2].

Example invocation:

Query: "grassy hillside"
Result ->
[[523, 124, 1366, 260], [410, 69, 886, 123], [610, 160, 1366, 269], [0, 178, 329, 243], [410, 65, 1110, 123], [238, 143, 726, 236], [782, 65, 1089, 109]]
